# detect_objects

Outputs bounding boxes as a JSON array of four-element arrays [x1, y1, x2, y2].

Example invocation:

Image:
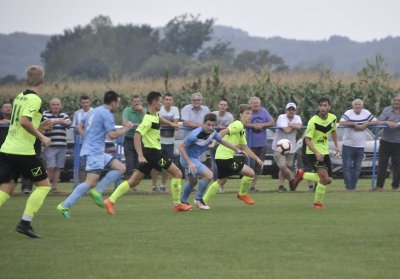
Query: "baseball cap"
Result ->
[[286, 102, 297, 109]]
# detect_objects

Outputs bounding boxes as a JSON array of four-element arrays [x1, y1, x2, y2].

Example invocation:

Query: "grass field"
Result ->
[[1, 177, 400, 279]]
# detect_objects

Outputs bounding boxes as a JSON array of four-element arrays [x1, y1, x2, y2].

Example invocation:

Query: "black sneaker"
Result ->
[[16, 221, 41, 238], [289, 179, 295, 191], [278, 185, 287, 192]]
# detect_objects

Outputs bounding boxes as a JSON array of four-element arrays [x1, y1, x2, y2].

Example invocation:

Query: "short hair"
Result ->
[[104, 90, 119, 105], [191, 92, 202, 100], [80, 95, 90, 101], [131, 95, 141, 101], [147, 91, 162, 104], [203, 113, 217, 123], [219, 98, 229, 104], [318, 97, 331, 105], [237, 104, 252, 118], [26, 65, 44, 87], [50, 98, 61, 106], [352, 99, 363, 106], [392, 93, 400, 99], [164, 92, 173, 99], [249, 96, 260, 104]]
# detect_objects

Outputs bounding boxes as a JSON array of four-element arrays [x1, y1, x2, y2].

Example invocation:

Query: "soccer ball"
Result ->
[[276, 139, 292, 155]]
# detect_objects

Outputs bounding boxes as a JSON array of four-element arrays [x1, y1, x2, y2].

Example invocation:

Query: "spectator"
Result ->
[[72, 95, 93, 183], [0, 101, 12, 147], [272, 102, 302, 192], [122, 95, 146, 179], [211, 98, 234, 192], [245, 96, 275, 191], [339, 99, 378, 190], [151, 93, 180, 192], [181, 92, 210, 137], [42, 98, 72, 192], [376, 93, 400, 191]]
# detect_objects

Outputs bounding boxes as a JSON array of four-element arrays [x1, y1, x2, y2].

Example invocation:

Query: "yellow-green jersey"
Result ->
[[215, 120, 247, 159], [136, 112, 161, 150], [0, 90, 42, 155], [305, 113, 337, 155]]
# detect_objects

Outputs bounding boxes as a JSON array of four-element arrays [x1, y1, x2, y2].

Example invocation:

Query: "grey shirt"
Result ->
[[379, 106, 400, 143]]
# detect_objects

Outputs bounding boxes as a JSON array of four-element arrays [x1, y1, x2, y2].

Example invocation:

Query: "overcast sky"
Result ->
[[0, 0, 398, 42]]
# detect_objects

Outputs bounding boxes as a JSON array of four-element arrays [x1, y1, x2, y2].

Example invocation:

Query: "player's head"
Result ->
[[104, 90, 120, 111], [202, 113, 217, 133], [238, 104, 252, 123], [317, 97, 331, 117], [147, 91, 162, 110], [26, 65, 44, 87]]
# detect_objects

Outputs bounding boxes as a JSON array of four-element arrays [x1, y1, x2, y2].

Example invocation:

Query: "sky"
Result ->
[[0, 0, 399, 42]]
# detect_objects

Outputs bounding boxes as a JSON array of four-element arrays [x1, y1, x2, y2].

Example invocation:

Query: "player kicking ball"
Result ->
[[203, 104, 264, 207]]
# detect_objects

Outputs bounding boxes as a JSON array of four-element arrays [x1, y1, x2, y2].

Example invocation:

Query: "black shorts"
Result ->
[[306, 154, 333, 177], [136, 148, 172, 176], [216, 158, 245, 179], [0, 152, 48, 183]]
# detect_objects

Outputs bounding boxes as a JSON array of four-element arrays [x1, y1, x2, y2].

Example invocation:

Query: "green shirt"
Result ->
[[0, 91, 42, 155], [215, 120, 247, 159], [305, 113, 337, 155], [122, 106, 146, 138], [136, 112, 161, 150]]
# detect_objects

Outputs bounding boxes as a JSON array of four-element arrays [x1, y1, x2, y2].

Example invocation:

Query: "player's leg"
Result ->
[[0, 182, 15, 207], [237, 164, 255, 205], [313, 156, 333, 208], [203, 178, 227, 204], [180, 175, 198, 204], [93, 157, 125, 194]]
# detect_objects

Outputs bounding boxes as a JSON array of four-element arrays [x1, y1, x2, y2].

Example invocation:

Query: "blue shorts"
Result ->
[[179, 157, 208, 177], [85, 153, 114, 174]]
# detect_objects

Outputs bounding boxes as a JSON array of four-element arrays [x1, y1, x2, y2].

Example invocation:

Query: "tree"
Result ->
[[233, 49, 288, 72], [198, 42, 235, 63], [162, 14, 214, 56]]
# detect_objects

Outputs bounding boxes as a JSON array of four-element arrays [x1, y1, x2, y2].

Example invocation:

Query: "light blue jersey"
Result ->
[[182, 127, 222, 159], [80, 105, 116, 156]]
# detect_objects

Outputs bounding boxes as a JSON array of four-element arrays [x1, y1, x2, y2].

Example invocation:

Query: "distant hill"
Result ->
[[1, 26, 400, 78]]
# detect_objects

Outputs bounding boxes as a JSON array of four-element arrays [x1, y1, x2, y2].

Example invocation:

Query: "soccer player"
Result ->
[[104, 91, 191, 214], [203, 104, 264, 206], [0, 65, 52, 238], [179, 113, 245, 209], [293, 97, 340, 208], [56, 91, 134, 218]]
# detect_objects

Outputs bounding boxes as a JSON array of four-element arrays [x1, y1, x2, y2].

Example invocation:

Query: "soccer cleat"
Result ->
[[218, 186, 224, 193], [313, 203, 324, 209], [57, 203, 71, 218], [173, 203, 192, 212], [292, 169, 305, 190], [16, 222, 40, 238], [89, 189, 104, 208], [159, 185, 166, 193], [194, 199, 210, 210], [237, 194, 255, 205], [104, 199, 115, 215], [152, 186, 159, 192]]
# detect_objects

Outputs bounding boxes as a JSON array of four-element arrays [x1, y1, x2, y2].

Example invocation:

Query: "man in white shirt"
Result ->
[[339, 99, 378, 190], [272, 102, 302, 192], [181, 92, 210, 137]]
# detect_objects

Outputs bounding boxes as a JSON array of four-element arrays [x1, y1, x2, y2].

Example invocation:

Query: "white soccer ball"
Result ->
[[276, 139, 292, 155]]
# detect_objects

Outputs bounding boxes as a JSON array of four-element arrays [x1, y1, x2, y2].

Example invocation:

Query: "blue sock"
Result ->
[[63, 183, 90, 208], [180, 181, 193, 203], [195, 179, 209, 201], [95, 170, 121, 193]]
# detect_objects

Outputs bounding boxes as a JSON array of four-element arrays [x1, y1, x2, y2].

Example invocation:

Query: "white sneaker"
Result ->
[[194, 199, 210, 210]]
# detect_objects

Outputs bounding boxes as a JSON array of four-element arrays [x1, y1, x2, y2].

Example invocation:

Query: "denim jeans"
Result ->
[[342, 145, 364, 189]]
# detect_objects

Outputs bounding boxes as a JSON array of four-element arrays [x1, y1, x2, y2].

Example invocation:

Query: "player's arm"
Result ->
[[133, 131, 147, 163], [20, 116, 51, 147], [304, 136, 324, 162], [241, 145, 263, 167], [107, 121, 135, 140], [178, 141, 197, 174], [220, 139, 246, 156]]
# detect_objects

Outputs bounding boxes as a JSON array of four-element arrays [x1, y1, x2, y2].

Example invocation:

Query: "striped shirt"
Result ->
[[340, 109, 376, 147], [43, 110, 71, 147]]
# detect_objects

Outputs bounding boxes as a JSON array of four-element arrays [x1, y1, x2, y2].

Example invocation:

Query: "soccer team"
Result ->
[[1, 65, 398, 239]]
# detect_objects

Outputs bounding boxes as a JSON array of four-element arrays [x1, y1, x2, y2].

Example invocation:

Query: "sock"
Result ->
[[0, 191, 11, 207], [170, 177, 182, 204], [195, 179, 209, 201], [203, 181, 220, 204], [22, 186, 50, 221], [63, 183, 90, 208], [304, 172, 320, 183], [180, 181, 193, 204], [96, 170, 121, 193], [109, 180, 130, 204], [239, 176, 253, 195], [314, 183, 326, 204]]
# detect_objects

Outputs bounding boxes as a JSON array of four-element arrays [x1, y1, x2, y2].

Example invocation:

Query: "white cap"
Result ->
[[286, 102, 297, 109]]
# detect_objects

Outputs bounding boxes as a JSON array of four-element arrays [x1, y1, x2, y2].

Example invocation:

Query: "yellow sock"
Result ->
[[239, 176, 253, 195], [170, 178, 182, 204], [203, 181, 220, 204], [314, 183, 326, 204], [23, 186, 50, 219], [0, 191, 11, 207], [109, 181, 130, 204], [304, 172, 320, 183]]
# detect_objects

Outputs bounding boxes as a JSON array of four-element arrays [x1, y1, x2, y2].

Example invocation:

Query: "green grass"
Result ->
[[1, 177, 400, 279]]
